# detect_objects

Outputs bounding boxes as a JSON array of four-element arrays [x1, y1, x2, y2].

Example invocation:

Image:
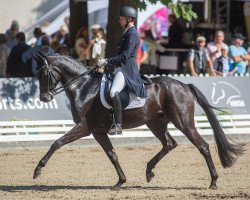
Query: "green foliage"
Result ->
[[133, 0, 197, 21]]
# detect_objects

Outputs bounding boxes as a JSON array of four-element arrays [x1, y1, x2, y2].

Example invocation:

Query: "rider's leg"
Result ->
[[109, 70, 125, 135]]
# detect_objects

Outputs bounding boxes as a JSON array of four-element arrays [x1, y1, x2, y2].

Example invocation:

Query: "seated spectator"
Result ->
[[6, 32, 30, 77], [0, 34, 10, 77], [33, 27, 44, 46], [137, 32, 148, 68], [213, 44, 237, 76], [229, 33, 250, 74], [207, 30, 227, 63], [5, 20, 19, 49], [74, 27, 89, 62], [22, 35, 54, 76], [187, 36, 214, 76]]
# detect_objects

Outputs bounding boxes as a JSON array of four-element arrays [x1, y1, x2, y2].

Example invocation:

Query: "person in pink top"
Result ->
[[207, 30, 227, 63]]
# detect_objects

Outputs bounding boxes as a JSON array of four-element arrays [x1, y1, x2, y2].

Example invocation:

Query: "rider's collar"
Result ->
[[123, 25, 134, 35]]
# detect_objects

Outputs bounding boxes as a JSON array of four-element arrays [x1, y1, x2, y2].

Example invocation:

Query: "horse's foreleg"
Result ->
[[33, 122, 90, 179], [93, 133, 126, 190], [146, 118, 177, 183]]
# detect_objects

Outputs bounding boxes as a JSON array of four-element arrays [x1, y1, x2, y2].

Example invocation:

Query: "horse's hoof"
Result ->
[[146, 172, 155, 182], [33, 167, 42, 179], [209, 184, 217, 190]]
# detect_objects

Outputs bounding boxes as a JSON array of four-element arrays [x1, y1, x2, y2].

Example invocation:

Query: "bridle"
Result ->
[[36, 61, 97, 95]]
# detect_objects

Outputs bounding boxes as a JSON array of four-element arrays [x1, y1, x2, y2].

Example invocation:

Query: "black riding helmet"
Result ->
[[119, 6, 137, 19]]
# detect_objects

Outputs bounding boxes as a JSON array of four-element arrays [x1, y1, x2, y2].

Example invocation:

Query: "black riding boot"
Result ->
[[108, 92, 122, 135]]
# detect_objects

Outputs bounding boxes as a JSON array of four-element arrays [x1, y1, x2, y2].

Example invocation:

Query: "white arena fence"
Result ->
[[0, 115, 250, 142]]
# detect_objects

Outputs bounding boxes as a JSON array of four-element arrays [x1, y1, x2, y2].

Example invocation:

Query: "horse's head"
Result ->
[[32, 53, 61, 102]]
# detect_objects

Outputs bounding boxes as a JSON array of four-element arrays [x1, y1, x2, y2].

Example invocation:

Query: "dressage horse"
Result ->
[[32, 53, 244, 189]]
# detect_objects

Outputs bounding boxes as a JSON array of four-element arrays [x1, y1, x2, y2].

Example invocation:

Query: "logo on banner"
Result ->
[[211, 81, 245, 107]]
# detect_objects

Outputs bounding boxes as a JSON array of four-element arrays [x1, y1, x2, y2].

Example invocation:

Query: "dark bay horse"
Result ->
[[32, 53, 244, 190]]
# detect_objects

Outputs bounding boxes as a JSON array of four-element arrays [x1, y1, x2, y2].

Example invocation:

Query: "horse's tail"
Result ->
[[187, 83, 245, 168]]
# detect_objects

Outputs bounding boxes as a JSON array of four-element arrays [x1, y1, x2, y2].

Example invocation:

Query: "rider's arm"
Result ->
[[107, 33, 137, 66]]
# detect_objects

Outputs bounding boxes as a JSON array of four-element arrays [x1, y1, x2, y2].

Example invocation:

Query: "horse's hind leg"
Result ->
[[93, 133, 126, 190], [173, 119, 218, 189], [33, 123, 90, 179], [146, 117, 177, 182]]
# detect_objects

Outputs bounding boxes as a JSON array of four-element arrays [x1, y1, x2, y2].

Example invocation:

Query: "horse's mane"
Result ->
[[49, 55, 88, 75]]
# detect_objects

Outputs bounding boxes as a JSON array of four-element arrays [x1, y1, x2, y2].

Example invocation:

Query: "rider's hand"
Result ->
[[97, 58, 107, 67]]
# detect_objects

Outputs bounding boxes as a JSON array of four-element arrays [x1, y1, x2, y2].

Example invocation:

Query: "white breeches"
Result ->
[[110, 70, 126, 98]]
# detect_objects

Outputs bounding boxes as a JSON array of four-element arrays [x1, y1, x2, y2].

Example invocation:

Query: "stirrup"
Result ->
[[108, 123, 122, 135]]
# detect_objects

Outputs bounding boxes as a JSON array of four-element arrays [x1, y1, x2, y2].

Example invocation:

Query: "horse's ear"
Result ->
[[31, 53, 38, 62], [33, 52, 48, 65]]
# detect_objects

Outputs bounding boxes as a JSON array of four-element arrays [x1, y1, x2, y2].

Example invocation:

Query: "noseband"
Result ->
[[36, 60, 58, 95], [36, 61, 98, 95]]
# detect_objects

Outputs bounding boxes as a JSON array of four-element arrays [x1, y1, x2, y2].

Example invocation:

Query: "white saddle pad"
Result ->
[[100, 74, 146, 110]]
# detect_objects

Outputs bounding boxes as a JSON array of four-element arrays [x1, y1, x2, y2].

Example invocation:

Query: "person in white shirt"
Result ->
[[207, 30, 227, 63]]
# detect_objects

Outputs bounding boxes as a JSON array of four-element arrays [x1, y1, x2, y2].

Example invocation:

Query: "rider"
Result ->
[[97, 6, 147, 135]]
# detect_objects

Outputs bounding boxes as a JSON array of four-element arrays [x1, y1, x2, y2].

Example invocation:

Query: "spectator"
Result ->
[[207, 30, 227, 63], [55, 44, 70, 56], [22, 35, 54, 76], [6, 32, 30, 77], [5, 20, 19, 49], [74, 27, 89, 62], [33, 27, 43, 46], [213, 44, 237, 76], [136, 32, 148, 68], [0, 34, 10, 77], [187, 36, 214, 76], [88, 25, 106, 66], [143, 30, 158, 66], [229, 33, 250, 74], [167, 14, 183, 48], [53, 24, 69, 45]]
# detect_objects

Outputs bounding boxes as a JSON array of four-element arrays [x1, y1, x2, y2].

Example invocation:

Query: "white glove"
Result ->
[[97, 58, 107, 67]]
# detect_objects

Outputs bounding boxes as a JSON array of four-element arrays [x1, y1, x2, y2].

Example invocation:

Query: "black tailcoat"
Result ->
[[107, 26, 147, 98]]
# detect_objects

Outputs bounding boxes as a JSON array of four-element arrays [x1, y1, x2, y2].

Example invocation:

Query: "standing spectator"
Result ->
[[187, 36, 214, 76], [74, 27, 89, 62], [229, 33, 250, 74], [167, 14, 183, 48], [5, 20, 19, 49], [53, 25, 69, 45], [22, 35, 54, 76], [88, 25, 106, 66], [136, 32, 148, 68], [213, 44, 237, 76], [207, 30, 227, 63], [33, 27, 43, 46], [6, 32, 30, 77], [143, 30, 158, 66], [0, 34, 10, 77]]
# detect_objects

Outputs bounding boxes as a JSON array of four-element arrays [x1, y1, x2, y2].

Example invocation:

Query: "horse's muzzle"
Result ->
[[40, 92, 54, 102]]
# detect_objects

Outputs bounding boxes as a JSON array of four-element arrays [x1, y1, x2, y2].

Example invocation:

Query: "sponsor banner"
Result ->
[[0, 78, 71, 121], [0, 77, 249, 121], [176, 77, 250, 115]]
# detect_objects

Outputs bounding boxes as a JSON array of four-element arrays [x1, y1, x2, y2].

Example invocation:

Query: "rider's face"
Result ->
[[119, 16, 127, 28]]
